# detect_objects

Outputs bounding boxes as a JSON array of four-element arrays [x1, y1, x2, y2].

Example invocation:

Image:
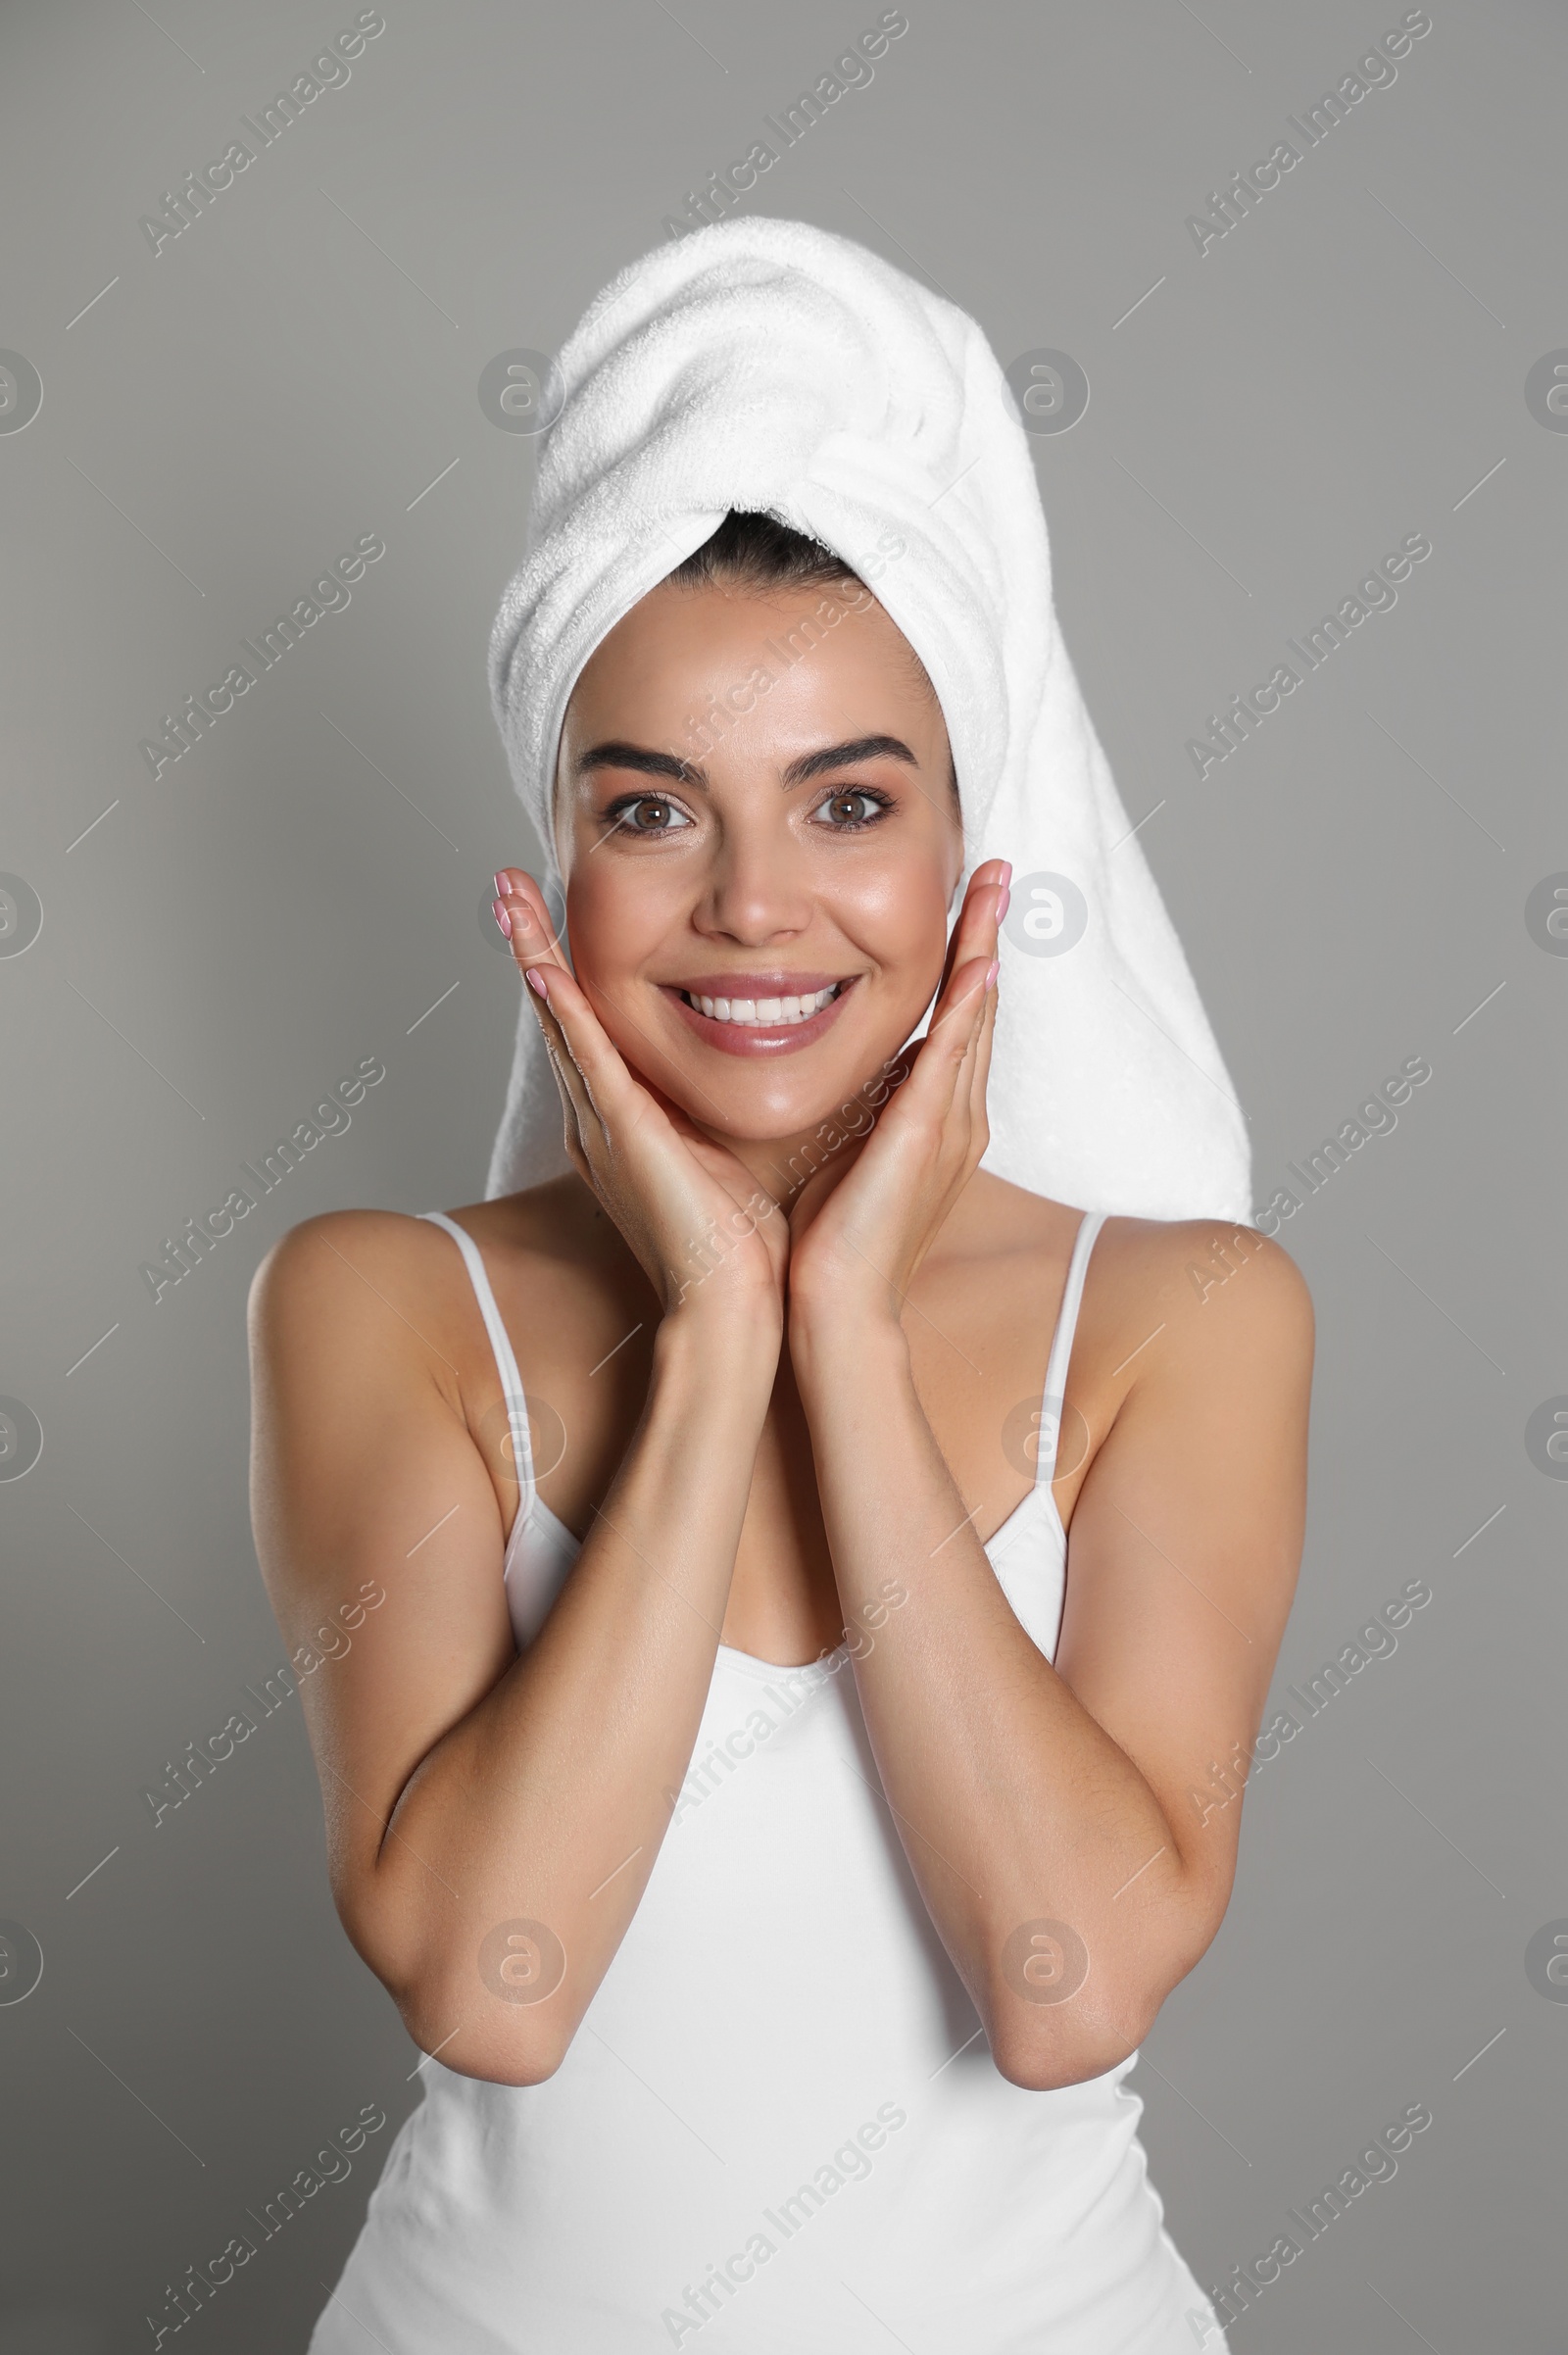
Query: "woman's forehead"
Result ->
[[562, 580, 946, 746]]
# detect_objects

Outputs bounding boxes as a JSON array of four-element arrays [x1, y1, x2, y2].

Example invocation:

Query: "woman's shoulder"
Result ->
[[966, 1174, 1312, 1366], [1089, 1208, 1311, 1329], [247, 1178, 598, 1348], [1080, 1208, 1314, 1415]]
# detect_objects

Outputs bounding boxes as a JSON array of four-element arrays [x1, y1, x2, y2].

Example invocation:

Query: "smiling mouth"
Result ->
[[660, 974, 858, 1055], [675, 982, 847, 1028]]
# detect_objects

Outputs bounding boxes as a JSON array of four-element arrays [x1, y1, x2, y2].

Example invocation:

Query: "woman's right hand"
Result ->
[[494, 871, 789, 1330]]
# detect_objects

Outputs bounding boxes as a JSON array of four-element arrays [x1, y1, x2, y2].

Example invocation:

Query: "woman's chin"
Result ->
[[659, 1066, 896, 1161]]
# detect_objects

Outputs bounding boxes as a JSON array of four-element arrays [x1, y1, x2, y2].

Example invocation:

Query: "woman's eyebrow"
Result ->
[[575, 733, 920, 789], [780, 735, 919, 785], [576, 741, 704, 784]]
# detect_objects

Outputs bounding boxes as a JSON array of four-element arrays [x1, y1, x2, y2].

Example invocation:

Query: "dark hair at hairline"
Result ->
[[664, 507, 862, 598], [664, 510, 958, 806]]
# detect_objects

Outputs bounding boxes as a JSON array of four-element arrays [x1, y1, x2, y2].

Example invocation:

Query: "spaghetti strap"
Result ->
[[417, 1210, 537, 1512], [1031, 1210, 1107, 1491]]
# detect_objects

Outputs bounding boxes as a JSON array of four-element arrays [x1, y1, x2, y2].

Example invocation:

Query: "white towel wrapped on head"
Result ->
[[486, 216, 1250, 1223]]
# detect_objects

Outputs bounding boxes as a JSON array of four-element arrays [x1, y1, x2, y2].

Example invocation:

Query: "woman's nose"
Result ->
[[693, 830, 812, 943]]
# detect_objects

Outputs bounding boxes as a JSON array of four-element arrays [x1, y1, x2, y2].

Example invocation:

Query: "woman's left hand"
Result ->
[[786, 859, 1008, 1338]]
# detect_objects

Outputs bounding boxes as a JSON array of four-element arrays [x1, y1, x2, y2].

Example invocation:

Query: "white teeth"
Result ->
[[686, 985, 841, 1027]]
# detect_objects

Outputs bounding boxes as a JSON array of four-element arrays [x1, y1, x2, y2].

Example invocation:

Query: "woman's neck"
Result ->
[[700, 1113, 875, 1222]]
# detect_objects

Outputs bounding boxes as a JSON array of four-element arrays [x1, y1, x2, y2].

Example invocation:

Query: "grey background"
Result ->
[[1, 0, 1563, 2347]]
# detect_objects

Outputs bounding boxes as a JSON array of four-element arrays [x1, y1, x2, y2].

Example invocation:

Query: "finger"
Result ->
[[907, 954, 994, 1128], [965, 952, 1000, 1138], [492, 874, 589, 1117], [958, 859, 1009, 953], [523, 970, 600, 1151], [930, 859, 1007, 1019], [987, 861, 1009, 963], [946, 948, 997, 1142], [516, 957, 644, 1144], [945, 861, 1005, 1027], [493, 869, 568, 975], [932, 859, 1002, 993], [491, 874, 618, 1121], [488, 896, 609, 1154], [633, 1065, 766, 1185], [573, 969, 738, 1136], [926, 941, 995, 1055], [891, 863, 1003, 1093]]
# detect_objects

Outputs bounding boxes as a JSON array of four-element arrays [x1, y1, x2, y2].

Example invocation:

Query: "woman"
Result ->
[[250, 225, 1310, 2352]]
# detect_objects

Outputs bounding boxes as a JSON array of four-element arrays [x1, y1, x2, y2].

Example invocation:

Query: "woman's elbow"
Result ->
[[985, 1975, 1160, 2093], [346, 1909, 578, 2087], [989, 2023, 1145, 2093], [989, 1889, 1228, 2089], [398, 1984, 574, 2088], [419, 2035, 568, 2090]]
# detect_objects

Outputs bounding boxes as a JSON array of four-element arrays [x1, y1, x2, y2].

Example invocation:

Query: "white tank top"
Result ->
[[309, 1208, 1227, 2355]]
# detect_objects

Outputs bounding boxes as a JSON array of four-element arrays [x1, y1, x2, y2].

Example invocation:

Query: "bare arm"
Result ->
[[792, 1225, 1309, 2090], [250, 1213, 777, 2084]]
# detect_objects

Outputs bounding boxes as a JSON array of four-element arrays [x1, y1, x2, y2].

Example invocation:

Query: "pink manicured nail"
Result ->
[[985, 957, 1001, 989], [999, 859, 1013, 886], [997, 885, 1010, 920], [493, 871, 511, 900], [492, 898, 512, 939], [525, 967, 550, 1001]]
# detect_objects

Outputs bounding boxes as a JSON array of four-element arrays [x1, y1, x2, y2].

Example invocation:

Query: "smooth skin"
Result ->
[[249, 574, 1312, 2095]]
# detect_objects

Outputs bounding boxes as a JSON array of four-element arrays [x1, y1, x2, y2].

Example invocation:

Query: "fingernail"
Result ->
[[1000, 859, 1013, 886], [985, 957, 1001, 989], [997, 885, 1010, 920], [525, 967, 550, 1001], [491, 898, 512, 939], [493, 871, 511, 900]]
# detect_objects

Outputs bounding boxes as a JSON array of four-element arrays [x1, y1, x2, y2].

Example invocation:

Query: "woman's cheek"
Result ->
[[566, 859, 680, 984], [840, 861, 952, 998]]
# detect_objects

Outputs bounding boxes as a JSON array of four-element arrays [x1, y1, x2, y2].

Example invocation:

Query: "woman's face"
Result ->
[[556, 574, 963, 1156]]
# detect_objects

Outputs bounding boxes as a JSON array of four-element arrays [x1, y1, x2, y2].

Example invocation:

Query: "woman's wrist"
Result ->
[[654, 1288, 784, 1391], [787, 1290, 910, 1397]]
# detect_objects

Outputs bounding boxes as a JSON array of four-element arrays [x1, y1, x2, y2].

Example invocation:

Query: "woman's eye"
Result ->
[[814, 789, 888, 829], [609, 796, 691, 835]]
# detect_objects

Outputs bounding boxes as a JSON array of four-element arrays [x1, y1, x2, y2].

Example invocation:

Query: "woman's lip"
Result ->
[[660, 977, 858, 1057]]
